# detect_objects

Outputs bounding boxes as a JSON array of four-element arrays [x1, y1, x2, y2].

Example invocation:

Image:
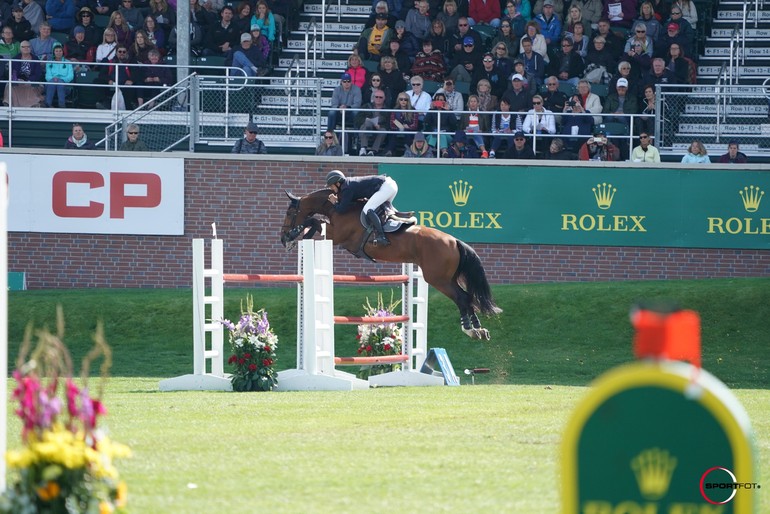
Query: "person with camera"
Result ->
[[423, 91, 459, 153], [560, 94, 593, 151], [578, 129, 620, 161]]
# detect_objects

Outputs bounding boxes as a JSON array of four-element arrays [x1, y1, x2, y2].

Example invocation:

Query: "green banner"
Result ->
[[380, 164, 770, 249]]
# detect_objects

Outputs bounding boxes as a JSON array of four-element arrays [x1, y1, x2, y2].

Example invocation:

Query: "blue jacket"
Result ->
[[46, 0, 78, 31], [535, 13, 561, 43], [46, 58, 75, 83], [333, 175, 386, 214]]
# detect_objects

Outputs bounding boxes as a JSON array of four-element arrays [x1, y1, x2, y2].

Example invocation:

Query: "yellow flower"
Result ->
[[99, 501, 115, 514], [36, 481, 61, 501], [115, 480, 128, 507], [6, 447, 36, 468]]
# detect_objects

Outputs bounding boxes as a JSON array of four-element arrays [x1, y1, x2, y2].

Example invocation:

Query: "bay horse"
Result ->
[[280, 189, 502, 340]]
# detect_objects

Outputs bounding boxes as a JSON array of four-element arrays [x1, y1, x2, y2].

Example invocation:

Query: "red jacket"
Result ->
[[469, 0, 501, 24]]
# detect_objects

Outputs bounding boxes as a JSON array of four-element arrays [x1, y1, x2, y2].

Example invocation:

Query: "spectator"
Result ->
[[249, 24, 271, 65], [522, 94, 556, 140], [681, 140, 710, 164], [531, 0, 561, 17], [576, 79, 603, 124], [405, 0, 431, 40], [226, 32, 266, 76], [411, 39, 446, 83], [45, 42, 74, 108], [489, 97, 515, 157], [665, 42, 690, 85], [0, 27, 20, 61], [502, 0, 531, 36], [74, 7, 101, 47], [491, 42, 514, 82], [30, 22, 55, 61], [422, 91, 459, 150], [636, 1, 662, 43], [91, 0, 118, 17], [637, 84, 655, 136], [591, 17, 623, 56], [392, 19, 421, 60], [602, 77, 637, 129], [642, 57, 676, 88], [357, 91, 390, 156], [361, 72, 389, 106], [143, 16, 166, 52], [470, 53, 502, 98], [65, 123, 97, 149], [517, 36, 546, 87], [97, 44, 136, 109], [380, 37, 412, 75], [450, 17, 481, 58], [7, 6, 35, 43], [545, 137, 577, 160], [602, 0, 636, 28], [343, 54, 365, 89], [118, 0, 144, 31], [651, 0, 671, 21], [436, 0, 460, 41], [491, 37, 517, 78], [65, 26, 96, 65], [129, 29, 156, 63], [676, 0, 698, 31], [624, 22, 653, 58], [476, 78, 498, 111], [565, 5, 592, 41], [535, 0, 561, 53], [459, 94, 490, 157], [560, 94, 593, 150], [404, 131, 435, 157], [571, 0, 603, 28], [119, 123, 149, 151], [386, 92, 419, 156], [656, 21, 690, 59], [542, 75, 567, 113], [327, 73, 362, 132], [316, 131, 344, 156], [406, 75, 432, 113], [364, 1, 398, 30], [569, 22, 590, 58], [450, 34, 484, 84], [443, 130, 479, 158], [608, 60, 638, 98], [3, 41, 44, 107], [107, 10, 134, 48], [548, 37, 585, 87], [503, 130, 536, 159], [231, 122, 267, 153], [429, 19, 451, 57], [149, 0, 176, 38], [378, 56, 405, 102], [46, 0, 78, 33], [665, 7, 695, 52], [521, 21, 548, 64], [96, 27, 118, 62], [502, 72, 532, 117], [358, 12, 392, 61], [137, 48, 172, 106], [630, 132, 659, 162], [468, 0, 501, 28], [233, 1, 252, 34], [578, 130, 620, 160], [718, 142, 748, 164], [435, 77, 464, 116], [21, 0, 45, 36], [205, 6, 239, 56]]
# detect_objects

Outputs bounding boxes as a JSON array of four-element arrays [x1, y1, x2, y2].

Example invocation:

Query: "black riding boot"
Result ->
[[365, 210, 390, 246]]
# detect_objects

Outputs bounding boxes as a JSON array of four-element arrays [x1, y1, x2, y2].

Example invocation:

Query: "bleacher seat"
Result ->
[[591, 83, 609, 98]]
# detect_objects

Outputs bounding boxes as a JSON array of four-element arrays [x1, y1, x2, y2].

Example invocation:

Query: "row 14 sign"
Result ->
[[4, 154, 184, 235], [381, 164, 769, 250]]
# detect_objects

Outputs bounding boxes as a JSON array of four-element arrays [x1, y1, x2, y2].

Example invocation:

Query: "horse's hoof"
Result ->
[[462, 327, 489, 340]]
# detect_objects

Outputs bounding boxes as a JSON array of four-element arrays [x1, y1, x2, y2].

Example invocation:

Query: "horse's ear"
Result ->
[[285, 190, 299, 201]]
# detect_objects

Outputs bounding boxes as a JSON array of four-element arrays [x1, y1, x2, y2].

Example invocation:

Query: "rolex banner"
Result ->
[[380, 164, 770, 249]]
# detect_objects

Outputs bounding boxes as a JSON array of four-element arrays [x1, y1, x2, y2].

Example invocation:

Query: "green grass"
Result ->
[[5, 279, 770, 512]]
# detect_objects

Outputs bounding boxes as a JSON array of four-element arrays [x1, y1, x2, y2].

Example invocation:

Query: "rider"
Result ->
[[325, 169, 397, 247]]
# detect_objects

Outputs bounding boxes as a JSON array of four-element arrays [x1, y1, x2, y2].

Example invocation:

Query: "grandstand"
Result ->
[[0, 0, 768, 162]]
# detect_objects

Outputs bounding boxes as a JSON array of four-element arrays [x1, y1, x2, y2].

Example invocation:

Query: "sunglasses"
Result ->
[[501, 24, 510, 28], [82, 13, 92, 17], [562, 43, 572, 47], [444, 81, 453, 85], [547, 82, 557, 86], [458, 23, 468, 26], [371, 78, 380, 81], [128, 131, 139, 134], [117, 50, 127, 53], [464, 43, 474, 47], [341, 79, 351, 82], [636, 30, 646, 33], [514, 137, 525, 141], [374, 96, 385, 99], [398, 98, 408, 101], [411, 83, 421, 86], [247, 131, 257, 134], [324, 135, 334, 139], [640, 135, 649, 139], [532, 101, 541, 105], [671, 11, 681, 14], [483, 58, 493, 62]]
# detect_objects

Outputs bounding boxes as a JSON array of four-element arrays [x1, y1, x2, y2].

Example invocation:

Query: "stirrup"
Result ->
[[372, 237, 390, 247]]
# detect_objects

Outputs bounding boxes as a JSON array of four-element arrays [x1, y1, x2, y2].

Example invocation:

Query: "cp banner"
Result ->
[[4, 154, 184, 235], [380, 164, 770, 250]]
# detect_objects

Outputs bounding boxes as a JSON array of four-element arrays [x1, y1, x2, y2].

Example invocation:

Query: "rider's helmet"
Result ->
[[326, 170, 345, 187]]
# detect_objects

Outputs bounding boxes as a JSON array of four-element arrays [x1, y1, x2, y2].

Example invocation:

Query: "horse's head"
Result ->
[[280, 191, 303, 248], [280, 189, 331, 249]]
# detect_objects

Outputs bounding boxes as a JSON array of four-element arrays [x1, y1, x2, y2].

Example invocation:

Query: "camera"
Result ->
[[567, 100, 577, 107]]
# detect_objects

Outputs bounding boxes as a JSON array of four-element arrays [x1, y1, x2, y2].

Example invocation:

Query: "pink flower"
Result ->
[[384, 343, 392, 351], [243, 353, 251, 359], [248, 363, 257, 372]]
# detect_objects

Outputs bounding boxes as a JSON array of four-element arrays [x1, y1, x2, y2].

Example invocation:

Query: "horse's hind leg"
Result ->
[[450, 283, 490, 341]]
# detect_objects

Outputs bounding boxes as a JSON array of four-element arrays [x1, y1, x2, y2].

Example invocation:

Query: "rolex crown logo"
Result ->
[[592, 182, 616, 210], [449, 180, 473, 206], [739, 185, 764, 213], [630, 447, 678, 500]]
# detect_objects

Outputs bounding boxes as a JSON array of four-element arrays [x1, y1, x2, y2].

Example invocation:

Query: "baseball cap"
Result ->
[[617, 78, 629, 87], [543, 0, 554, 6], [513, 131, 525, 138], [593, 129, 606, 136], [246, 122, 258, 132], [376, 12, 388, 19], [250, 24, 261, 31], [240, 33, 251, 42], [395, 20, 405, 29], [511, 73, 524, 81], [341, 73, 352, 80], [667, 22, 679, 30], [73, 26, 85, 34], [463, 36, 474, 45], [413, 131, 426, 142]]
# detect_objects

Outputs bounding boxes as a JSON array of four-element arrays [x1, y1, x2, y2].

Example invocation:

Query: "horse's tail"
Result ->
[[455, 240, 502, 316]]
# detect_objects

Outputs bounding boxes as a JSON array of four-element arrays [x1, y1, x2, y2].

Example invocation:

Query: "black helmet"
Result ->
[[325, 170, 345, 186]]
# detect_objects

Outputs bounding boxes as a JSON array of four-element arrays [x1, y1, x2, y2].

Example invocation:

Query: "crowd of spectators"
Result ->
[[331, 0, 703, 160], [0, 0, 292, 109]]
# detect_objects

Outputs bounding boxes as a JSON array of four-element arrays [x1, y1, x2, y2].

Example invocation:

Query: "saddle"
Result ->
[[352, 202, 417, 262]]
